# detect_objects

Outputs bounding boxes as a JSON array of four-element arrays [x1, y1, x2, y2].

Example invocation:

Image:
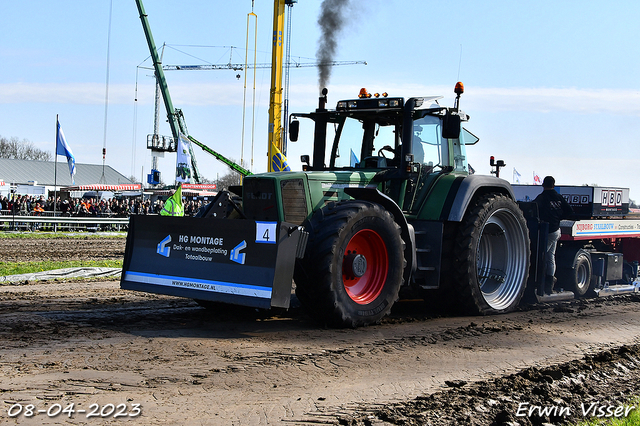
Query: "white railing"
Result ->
[[0, 210, 131, 232]]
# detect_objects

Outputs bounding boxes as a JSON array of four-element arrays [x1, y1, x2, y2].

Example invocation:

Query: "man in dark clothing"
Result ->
[[534, 176, 574, 294]]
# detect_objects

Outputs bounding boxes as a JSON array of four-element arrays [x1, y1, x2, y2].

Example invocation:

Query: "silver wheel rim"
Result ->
[[575, 258, 590, 293], [476, 207, 529, 310]]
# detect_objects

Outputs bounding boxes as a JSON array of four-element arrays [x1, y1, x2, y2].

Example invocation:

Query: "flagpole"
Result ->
[[54, 115, 58, 218]]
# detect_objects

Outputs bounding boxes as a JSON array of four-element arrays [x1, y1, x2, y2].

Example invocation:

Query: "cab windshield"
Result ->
[[328, 114, 447, 170], [330, 117, 398, 168]]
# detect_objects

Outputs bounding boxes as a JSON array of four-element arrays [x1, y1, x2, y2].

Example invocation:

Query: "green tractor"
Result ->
[[121, 83, 531, 327]]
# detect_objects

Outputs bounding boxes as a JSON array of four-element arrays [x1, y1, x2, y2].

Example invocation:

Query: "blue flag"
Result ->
[[56, 120, 76, 184], [513, 167, 522, 184], [350, 149, 359, 167]]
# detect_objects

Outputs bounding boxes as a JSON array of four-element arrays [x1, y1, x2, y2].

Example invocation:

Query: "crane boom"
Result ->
[[135, 0, 181, 143], [136, 0, 254, 182], [137, 0, 207, 183], [156, 60, 367, 71], [267, 0, 287, 171], [188, 136, 252, 177]]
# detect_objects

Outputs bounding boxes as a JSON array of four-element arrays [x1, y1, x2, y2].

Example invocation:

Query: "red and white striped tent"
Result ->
[[64, 184, 143, 192], [64, 183, 217, 198]]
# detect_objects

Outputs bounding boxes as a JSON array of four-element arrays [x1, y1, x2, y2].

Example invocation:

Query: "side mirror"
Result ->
[[462, 128, 479, 145], [300, 155, 310, 166], [289, 119, 300, 142], [442, 111, 461, 139]]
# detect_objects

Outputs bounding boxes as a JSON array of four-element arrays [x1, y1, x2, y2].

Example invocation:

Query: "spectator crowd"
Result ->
[[0, 195, 205, 217]]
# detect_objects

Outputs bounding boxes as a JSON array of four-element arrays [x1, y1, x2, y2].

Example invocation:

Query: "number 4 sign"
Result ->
[[255, 222, 277, 244]]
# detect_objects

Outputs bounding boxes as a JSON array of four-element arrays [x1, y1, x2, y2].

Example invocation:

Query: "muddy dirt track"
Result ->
[[1, 237, 640, 425]]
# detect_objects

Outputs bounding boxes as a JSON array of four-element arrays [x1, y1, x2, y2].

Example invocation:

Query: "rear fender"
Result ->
[[445, 175, 515, 222], [344, 187, 415, 284]]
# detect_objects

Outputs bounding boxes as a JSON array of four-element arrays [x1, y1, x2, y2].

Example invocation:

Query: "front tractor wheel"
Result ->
[[342, 228, 390, 304], [454, 194, 530, 315], [294, 201, 405, 327]]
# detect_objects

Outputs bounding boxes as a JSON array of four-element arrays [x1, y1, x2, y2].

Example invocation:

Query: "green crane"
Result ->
[[135, 0, 251, 182]]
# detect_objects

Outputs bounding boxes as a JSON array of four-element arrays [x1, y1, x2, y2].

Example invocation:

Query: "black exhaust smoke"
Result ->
[[316, 0, 352, 92]]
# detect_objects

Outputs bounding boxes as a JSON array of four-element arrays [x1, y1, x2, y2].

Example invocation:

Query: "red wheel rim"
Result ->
[[342, 229, 388, 304]]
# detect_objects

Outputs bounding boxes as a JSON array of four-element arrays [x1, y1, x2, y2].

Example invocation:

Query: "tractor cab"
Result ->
[[290, 85, 477, 213]]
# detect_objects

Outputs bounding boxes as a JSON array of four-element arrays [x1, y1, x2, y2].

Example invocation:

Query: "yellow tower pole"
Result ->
[[267, 0, 286, 172], [242, 8, 258, 180]]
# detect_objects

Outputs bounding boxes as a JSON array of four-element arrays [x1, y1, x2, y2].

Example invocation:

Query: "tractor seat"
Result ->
[[360, 156, 387, 168]]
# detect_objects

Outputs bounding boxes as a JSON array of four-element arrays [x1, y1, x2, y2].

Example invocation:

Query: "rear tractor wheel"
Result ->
[[454, 194, 530, 315]]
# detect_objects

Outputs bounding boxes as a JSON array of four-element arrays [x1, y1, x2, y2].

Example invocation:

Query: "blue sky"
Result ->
[[1, 1, 639, 199]]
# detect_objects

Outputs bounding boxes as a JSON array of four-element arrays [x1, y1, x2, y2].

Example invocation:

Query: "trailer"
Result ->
[[513, 185, 640, 302]]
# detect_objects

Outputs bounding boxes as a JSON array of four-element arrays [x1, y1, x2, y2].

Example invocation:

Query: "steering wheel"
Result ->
[[377, 145, 395, 159]]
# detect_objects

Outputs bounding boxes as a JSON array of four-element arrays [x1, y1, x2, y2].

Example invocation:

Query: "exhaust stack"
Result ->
[[318, 87, 328, 111], [312, 88, 329, 170]]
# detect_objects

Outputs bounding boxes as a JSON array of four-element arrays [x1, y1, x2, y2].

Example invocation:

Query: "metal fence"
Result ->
[[0, 210, 131, 232]]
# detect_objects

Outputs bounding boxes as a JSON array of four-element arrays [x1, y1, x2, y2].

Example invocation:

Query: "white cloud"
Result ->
[[2, 81, 640, 117], [293, 83, 640, 116], [467, 86, 640, 116], [0, 81, 268, 107], [0, 82, 133, 105]]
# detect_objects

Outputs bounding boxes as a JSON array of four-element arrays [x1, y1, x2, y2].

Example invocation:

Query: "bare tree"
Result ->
[[0, 135, 52, 161], [215, 172, 242, 191], [213, 159, 247, 191]]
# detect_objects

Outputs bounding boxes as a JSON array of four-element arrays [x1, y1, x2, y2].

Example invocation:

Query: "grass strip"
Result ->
[[573, 396, 640, 426], [0, 260, 123, 276]]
